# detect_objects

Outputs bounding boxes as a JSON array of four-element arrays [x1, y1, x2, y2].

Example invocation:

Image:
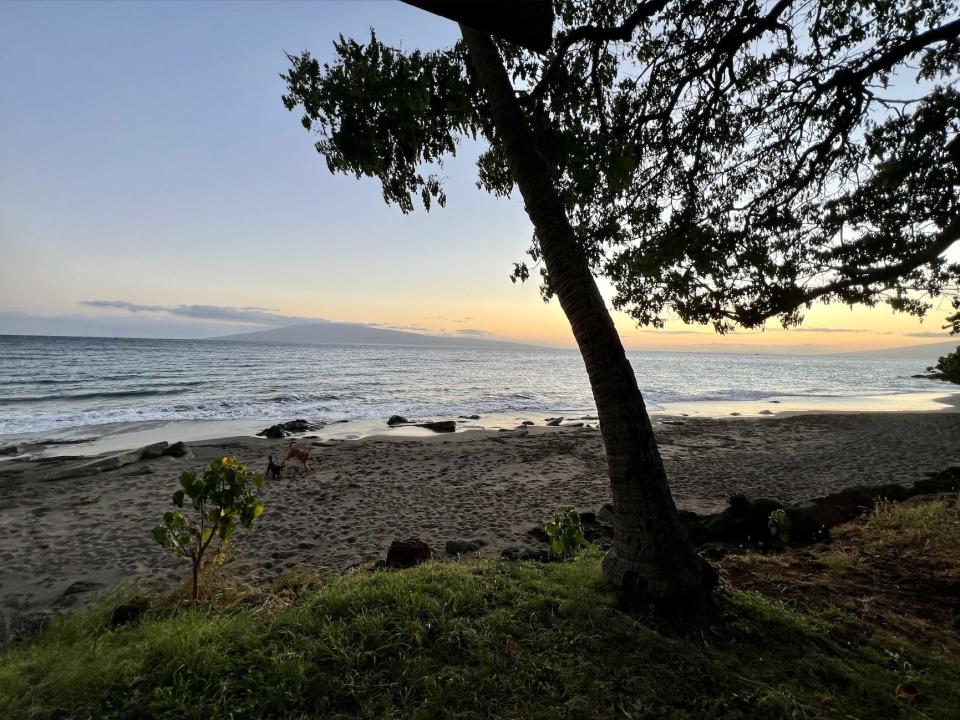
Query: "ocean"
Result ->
[[0, 334, 953, 442]]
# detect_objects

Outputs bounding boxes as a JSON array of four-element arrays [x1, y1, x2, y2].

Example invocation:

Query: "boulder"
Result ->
[[385, 538, 431, 568], [0, 444, 23, 456], [810, 484, 905, 513], [545, 417, 563, 426], [521, 420, 534, 426], [596, 503, 615, 527], [257, 419, 323, 438], [700, 495, 783, 545], [758, 409, 774, 415], [140, 441, 169, 459], [500, 546, 522, 561], [387, 415, 410, 426], [417, 420, 456, 433], [445, 538, 487, 555], [913, 467, 960, 494], [44, 448, 144, 481], [783, 502, 848, 543], [459, 414, 481, 420], [162, 441, 189, 458], [109, 596, 150, 628], [256, 424, 287, 439]]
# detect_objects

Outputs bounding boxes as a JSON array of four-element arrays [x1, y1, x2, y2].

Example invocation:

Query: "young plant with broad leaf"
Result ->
[[152, 456, 265, 602], [545, 506, 589, 559]]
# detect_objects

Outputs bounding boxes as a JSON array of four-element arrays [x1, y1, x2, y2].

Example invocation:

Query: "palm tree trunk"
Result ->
[[461, 27, 714, 613]]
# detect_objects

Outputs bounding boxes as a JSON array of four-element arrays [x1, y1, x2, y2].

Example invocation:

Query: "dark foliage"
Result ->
[[282, 0, 960, 333]]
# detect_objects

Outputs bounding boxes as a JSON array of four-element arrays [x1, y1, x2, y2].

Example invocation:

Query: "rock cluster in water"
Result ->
[[256, 419, 325, 439]]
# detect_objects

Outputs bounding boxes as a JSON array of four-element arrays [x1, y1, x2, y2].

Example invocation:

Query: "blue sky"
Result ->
[[0, 0, 955, 351]]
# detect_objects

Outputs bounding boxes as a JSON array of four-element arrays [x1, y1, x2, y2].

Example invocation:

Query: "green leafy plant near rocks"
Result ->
[[152, 457, 265, 602], [544, 506, 588, 559], [768, 508, 792, 546]]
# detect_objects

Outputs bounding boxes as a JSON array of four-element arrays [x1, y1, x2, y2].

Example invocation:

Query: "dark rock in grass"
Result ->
[[810, 484, 906, 514], [387, 415, 410, 426], [417, 420, 456, 433], [109, 597, 150, 628], [445, 538, 487, 555], [162, 441, 189, 457], [500, 546, 522, 561], [596, 503, 615, 527], [914, 467, 960, 494], [545, 417, 563, 426], [783, 502, 847, 543], [385, 538, 431, 568], [701, 495, 783, 546]]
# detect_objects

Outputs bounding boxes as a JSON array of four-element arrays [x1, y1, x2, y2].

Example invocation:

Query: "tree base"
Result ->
[[602, 549, 718, 619]]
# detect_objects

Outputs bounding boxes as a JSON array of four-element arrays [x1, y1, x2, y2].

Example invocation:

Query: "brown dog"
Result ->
[[284, 440, 313, 471]]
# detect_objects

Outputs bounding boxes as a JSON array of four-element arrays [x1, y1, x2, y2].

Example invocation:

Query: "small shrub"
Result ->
[[544, 506, 587, 559], [768, 508, 791, 545], [152, 456, 265, 602]]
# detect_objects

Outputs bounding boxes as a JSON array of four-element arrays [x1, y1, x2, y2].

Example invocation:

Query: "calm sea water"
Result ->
[[0, 334, 950, 437]]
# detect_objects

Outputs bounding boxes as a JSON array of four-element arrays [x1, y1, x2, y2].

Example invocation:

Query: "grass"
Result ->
[[2, 501, 960, 720]]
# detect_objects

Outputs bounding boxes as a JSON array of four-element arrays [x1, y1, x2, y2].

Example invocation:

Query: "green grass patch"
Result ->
[[3, 543, 959, 720], [864, 495, 960, 549]]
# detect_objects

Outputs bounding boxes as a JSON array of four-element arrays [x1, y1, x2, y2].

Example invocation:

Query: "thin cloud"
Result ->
[[81, 300, 166, 313], [454, 328, 493, 337], [80, 300, 325, 326], [905, 331, 953, 338]]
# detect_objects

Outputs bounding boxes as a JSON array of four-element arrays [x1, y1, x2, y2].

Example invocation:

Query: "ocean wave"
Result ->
[[0, 387, 194, 404]]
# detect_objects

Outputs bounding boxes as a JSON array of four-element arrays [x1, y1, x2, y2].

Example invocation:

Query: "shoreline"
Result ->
[[3, 410, 960, 643], [2, 389, 958, 460]]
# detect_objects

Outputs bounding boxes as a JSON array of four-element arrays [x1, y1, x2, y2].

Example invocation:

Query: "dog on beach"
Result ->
[[283, 441, 314, 471], [265, 455, 284, 480]]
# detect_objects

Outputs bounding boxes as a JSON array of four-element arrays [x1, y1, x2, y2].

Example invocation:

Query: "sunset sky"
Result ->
[[1, 0, 957, 353]]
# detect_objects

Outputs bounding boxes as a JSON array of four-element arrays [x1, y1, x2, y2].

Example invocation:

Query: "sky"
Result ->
[[0, 0, 957, 353]]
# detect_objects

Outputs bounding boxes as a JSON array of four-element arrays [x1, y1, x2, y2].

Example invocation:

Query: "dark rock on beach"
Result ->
[[387, 415, 410, 426], [256, 419, 323, 438], [545, 417, 563, 426], [385, 538, 431, 568], [417, 420, 456, 433], [445, 538, 487, 555]]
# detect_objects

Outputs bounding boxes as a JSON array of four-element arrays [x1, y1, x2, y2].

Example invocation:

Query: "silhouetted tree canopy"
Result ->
[[283, 0, 960, 333]]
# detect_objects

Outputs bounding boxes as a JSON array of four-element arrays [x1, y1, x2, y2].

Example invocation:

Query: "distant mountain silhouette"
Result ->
[[834, 340, 958, 360], [212, 322, 545, 350]]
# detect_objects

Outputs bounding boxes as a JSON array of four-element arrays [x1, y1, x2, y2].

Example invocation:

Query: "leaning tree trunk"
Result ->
[[461, 27, 714, 613]]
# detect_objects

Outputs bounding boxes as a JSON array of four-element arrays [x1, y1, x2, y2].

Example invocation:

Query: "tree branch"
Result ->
[[526, 0, 672, 103]]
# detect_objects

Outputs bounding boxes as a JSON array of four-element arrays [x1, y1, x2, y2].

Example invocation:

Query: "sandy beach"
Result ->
[[2, 410, 960, 643]]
